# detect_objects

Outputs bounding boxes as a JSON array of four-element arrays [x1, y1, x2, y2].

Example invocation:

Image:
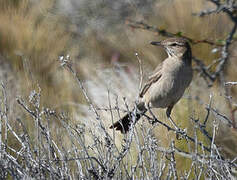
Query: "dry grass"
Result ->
[[0, 0, 236, 178], [0, 0, 75, 105]]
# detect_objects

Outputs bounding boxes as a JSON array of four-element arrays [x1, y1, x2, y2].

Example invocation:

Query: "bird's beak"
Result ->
[[150, 41, 162, 46]]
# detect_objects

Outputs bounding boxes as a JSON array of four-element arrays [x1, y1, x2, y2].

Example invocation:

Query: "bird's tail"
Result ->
[[109, 102, 147, 133]]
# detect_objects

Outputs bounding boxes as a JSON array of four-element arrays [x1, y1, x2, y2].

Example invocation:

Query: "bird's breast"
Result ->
[[144, 59, 192, 108]]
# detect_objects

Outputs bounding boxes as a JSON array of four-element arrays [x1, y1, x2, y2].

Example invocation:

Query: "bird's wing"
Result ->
[[139, 63, 163, 98]]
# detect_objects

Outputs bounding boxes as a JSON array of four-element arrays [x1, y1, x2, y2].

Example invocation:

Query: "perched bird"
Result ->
[[110, 37, 193, 133]]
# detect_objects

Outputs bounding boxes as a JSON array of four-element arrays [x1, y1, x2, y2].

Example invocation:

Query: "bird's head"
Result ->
[[150, 38, 192, 60]]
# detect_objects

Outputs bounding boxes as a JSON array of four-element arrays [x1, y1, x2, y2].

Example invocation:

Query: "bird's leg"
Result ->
[[166, 105, 173, 118], [166, 105, 187, 139], [166, 105, 179, 130]]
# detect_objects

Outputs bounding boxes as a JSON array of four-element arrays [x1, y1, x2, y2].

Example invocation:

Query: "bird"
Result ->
[[110, 37, 193, 133]]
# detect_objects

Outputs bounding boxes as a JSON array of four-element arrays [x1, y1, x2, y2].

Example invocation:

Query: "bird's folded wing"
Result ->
[[139, 63, 163, 98]]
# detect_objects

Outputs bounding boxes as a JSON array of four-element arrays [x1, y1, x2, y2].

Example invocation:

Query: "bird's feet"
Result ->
[[167, 116, 187, 139]]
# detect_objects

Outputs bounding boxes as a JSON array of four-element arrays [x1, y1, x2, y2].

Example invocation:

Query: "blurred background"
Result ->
[[0, 0, 236, 174]]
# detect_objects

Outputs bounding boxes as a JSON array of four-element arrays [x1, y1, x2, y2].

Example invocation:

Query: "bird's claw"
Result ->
[[175, 128, 187, 140]]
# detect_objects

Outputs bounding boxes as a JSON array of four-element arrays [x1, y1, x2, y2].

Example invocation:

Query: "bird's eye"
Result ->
[[171, 43, 178, 46]]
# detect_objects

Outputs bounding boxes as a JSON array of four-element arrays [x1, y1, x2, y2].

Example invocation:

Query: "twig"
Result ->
[[135, 53, 144, 95], [126, 19, 223, 46], [144, 110, 211, 152], [225, 82, 237, 86], [58, 55, 101, 122]]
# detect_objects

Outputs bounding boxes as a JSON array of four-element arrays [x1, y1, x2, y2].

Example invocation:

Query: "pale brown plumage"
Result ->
[[110, 38, 193, 133]]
